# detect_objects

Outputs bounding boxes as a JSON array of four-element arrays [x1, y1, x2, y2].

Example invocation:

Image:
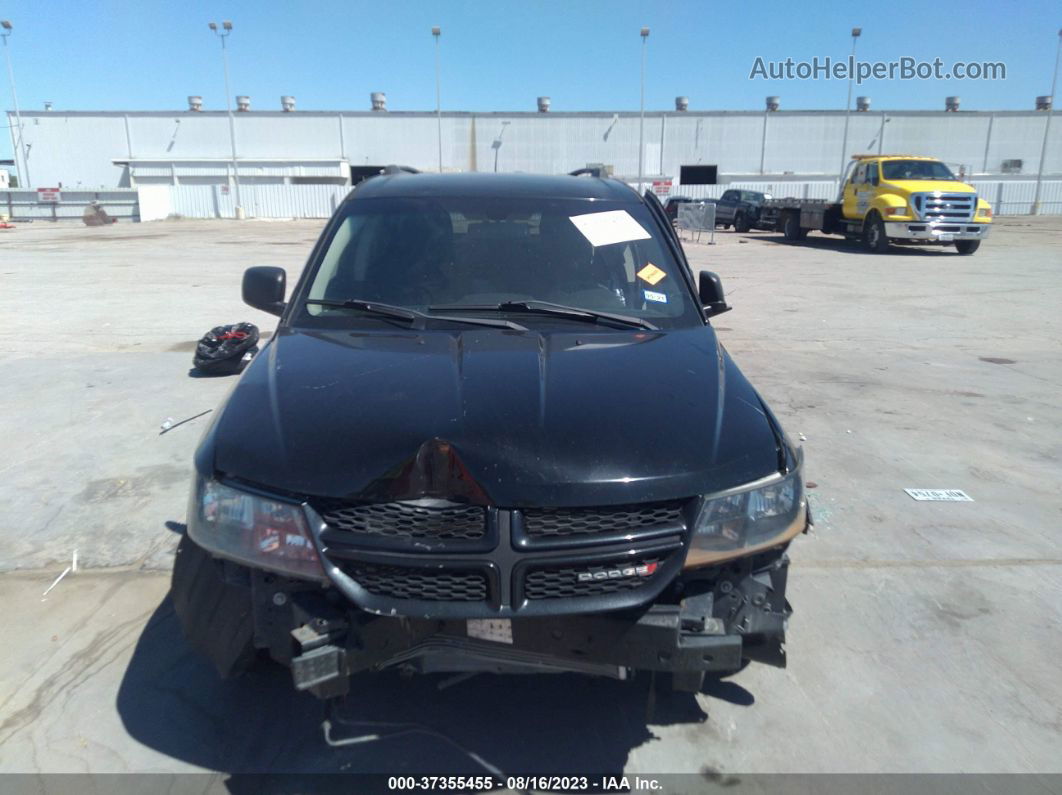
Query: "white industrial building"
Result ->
[[6, 95, 1062, 218]]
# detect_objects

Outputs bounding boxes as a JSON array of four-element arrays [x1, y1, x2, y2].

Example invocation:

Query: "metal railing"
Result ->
[[675, 201, 716, 244], [1, 190, 140, 222]]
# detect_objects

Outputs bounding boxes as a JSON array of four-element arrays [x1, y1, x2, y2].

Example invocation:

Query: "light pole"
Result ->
[[432, 26, 442, 172], [1, 20, 30, 188], [838, 26, 861, 182], [209, 20, 243, 219], [492, 121, 510, 172], [637, 26, 649, 192], [1032, 28, 1062, 215]]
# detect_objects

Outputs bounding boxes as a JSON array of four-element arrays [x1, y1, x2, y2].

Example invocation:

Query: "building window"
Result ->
[[680, 165, 718, 185]]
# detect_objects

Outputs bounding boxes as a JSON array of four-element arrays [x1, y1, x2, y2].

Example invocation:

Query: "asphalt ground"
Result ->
[[0, 215, 1059, 777]]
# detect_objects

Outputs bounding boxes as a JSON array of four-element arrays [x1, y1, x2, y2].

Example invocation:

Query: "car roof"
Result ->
[[350, 172, 642, 202]]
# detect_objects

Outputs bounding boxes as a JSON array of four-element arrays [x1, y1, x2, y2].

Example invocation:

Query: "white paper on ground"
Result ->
[[569, 209, 651, 248], [466, 618, 513, 644], [904, 489, 974, 502]]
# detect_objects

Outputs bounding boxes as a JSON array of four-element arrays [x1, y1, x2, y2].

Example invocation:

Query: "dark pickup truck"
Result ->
[[712, 189, 772, 232], [663, 195, 696, 223]]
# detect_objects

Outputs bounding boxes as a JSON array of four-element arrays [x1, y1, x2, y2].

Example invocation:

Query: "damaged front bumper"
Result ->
[[248, 548, 792, 699]]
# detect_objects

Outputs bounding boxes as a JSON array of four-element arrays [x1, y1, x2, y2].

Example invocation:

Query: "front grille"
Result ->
[[319, 498, 689, 615], [342, 562, 488, 602], [524, 557, 665, 600], [912, 192, 976, 222], [315, 500, 486, 541], [523, 501, 685, 538]]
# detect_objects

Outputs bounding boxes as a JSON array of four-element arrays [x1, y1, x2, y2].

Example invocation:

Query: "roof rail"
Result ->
[[569, 167, 606, 178], [381, 164, 421, 175], [851, 153, 929, 160]]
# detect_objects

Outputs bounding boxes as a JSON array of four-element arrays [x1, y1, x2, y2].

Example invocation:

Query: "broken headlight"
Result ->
[[685, 468, 806, 568], [188, 476, 326, 581]]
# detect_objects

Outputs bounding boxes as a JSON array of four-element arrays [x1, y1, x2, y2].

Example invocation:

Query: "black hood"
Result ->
[[203, 326, 782, 506]]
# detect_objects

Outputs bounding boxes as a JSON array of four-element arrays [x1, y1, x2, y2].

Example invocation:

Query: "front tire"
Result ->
[[862, 212, 890, 253], [734, 212, 751, 233], [955, 240, 981, 255]]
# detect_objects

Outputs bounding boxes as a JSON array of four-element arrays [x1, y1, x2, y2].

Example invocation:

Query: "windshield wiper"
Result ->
[[429, 300, 658, 331], [306, 298, 528, 330]]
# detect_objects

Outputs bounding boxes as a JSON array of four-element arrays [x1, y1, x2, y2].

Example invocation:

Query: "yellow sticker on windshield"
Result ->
[[637, 263, 667, 286]]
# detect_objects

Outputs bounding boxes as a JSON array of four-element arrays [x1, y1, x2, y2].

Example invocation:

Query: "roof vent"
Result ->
[[765, 96, 780, 111], [856, 96, 871, 111], [945, 96, 960, 112], [1036, 95, 1053, 111], [43, 101, 53, 111], [537, 96, 551, 112], [188, 95, 203, 112], [236, 96, 250, 112], [675, 96, 689, 111], [281, 95, 296, 112], [371, 92, 387, 111]]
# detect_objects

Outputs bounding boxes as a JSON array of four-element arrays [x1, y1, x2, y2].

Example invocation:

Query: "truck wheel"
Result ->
[[862, 212, 890, 253], [171, 533, 257, 679], [955, 240, 980, 255], [734, 212, 751, 233], [783, 212, 807, 241]]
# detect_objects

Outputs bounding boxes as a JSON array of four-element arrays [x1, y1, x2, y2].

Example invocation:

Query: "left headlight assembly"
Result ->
[[684, 467, 807, 569], [187, 476, 327, 581]]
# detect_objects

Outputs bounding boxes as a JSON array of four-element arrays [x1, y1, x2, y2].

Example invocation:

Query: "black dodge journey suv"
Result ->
[[172, 169, 809, 699]]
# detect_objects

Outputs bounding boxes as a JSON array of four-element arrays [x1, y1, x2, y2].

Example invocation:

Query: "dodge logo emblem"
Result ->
[[577, 562, 658, 583]]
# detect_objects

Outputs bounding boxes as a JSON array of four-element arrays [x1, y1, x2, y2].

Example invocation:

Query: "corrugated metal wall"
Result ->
[[10, 110, 1062, 191], [675, 182, 840, 201], [157, 180, 1060, 219], [969, 180, 1062, 215], [167, 183, 350, 219]]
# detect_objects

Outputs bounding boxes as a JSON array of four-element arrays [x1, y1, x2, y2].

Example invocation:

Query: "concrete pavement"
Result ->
[[1, 216, 1059, 775]]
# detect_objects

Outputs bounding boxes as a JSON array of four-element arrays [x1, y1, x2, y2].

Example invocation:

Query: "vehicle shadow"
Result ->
[[751, 232, 958, 255], [117, 595, 754, 776]]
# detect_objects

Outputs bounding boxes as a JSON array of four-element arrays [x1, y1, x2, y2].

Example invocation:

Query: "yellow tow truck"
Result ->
[[760, 155, 994, 254]]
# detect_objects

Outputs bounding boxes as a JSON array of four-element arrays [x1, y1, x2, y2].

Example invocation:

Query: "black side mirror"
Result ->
[[699, 271, 731, 317], [242, 266, 286, 316]]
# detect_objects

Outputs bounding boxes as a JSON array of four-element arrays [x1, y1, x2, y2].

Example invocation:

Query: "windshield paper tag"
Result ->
[[569, 210, 651, 248], [637, 263, 667, 285], [643, 290, 667, 304]]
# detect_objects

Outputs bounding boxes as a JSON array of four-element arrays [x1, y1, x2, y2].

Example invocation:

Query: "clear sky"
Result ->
[[2, 0, 1059, 161]]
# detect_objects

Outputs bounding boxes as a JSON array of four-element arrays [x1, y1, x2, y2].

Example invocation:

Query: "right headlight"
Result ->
[[685, 467, 807, 569], [187, 475, 327, 582]]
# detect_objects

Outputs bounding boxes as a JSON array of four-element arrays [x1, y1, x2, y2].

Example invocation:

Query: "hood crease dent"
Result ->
[[210, 326, 781, 507]]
